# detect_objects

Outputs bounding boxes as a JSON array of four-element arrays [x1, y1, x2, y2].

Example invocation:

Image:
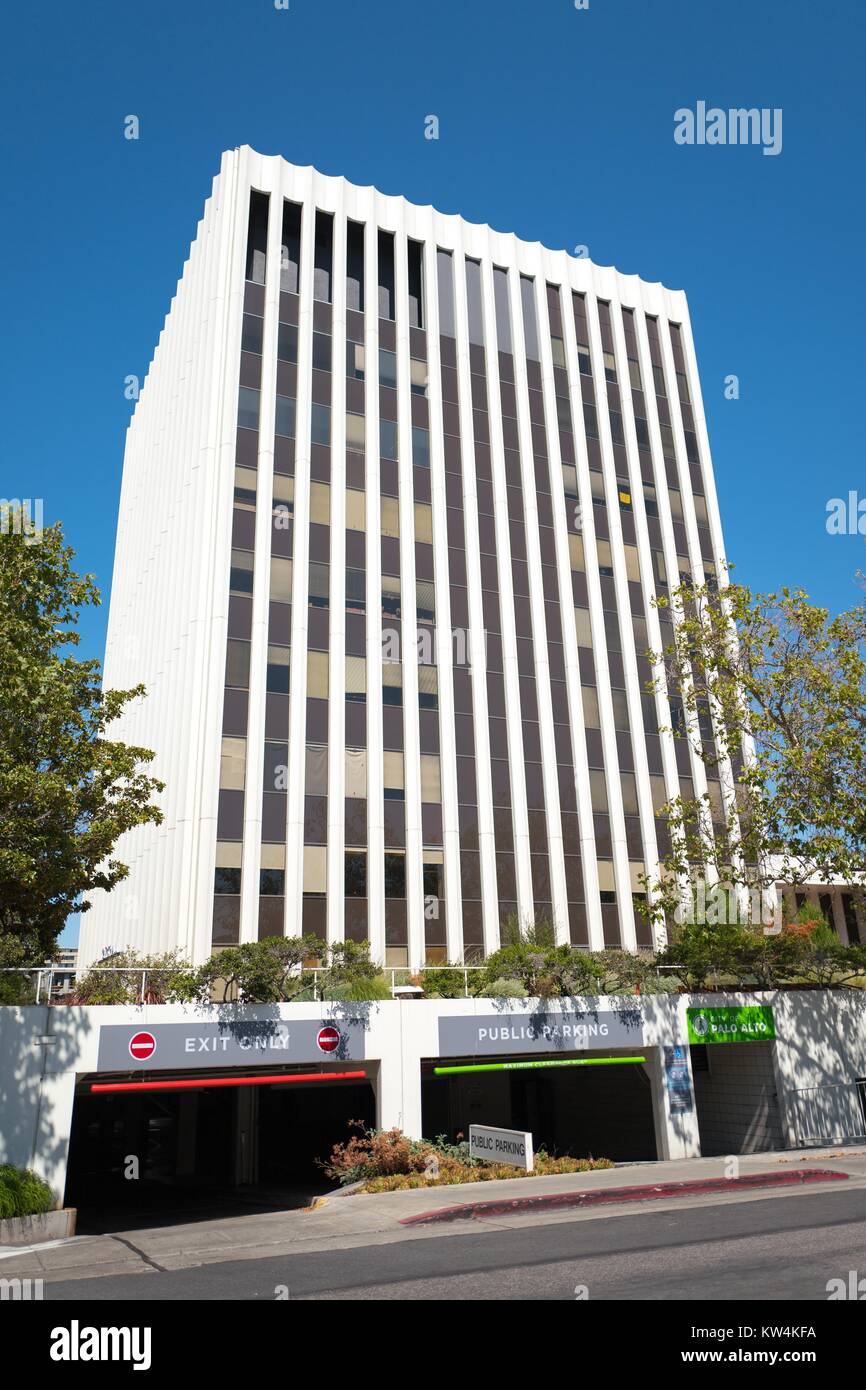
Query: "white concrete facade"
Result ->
[[80, 147, 733, 970]]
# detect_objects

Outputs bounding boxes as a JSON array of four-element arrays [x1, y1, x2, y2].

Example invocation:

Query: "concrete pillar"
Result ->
[[33, 1067, 77, 1207], [232, 1087, 259, 1185], [376, 1039, 424, 1138], [644, 1046, 702, 1160]]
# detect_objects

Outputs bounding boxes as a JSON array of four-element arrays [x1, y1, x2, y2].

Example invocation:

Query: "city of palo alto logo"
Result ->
[[691, 1014, 709, 1037]]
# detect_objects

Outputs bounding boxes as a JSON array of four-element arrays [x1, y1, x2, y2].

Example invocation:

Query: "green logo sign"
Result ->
[[686, 1005, 776, 1045]]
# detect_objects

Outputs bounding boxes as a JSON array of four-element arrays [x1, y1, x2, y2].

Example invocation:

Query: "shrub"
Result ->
[[420, 964, 474, 998], [481, 976, 528, 998], [194, 937, 320, 1004], [319, 1123, 428, 1185], [319, 1123, 615, 1192], [318, 941, 392, 1001], [73, 951, 199, 1005], [0, 1165, 55, 1220], [321, 975, 392, 1001]]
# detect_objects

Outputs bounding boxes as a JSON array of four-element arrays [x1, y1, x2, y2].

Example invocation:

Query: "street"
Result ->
[[39, 1184, 866, 1301]]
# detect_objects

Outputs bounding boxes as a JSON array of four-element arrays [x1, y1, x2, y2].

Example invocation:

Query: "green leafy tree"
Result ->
[[479, 940, 603, 999], [646, 579, 866, 925], [319, 940, 392, 1000], [73, 950, 199, 1004], [0, 514, 163, 961], [194, 936, 322, 1004]]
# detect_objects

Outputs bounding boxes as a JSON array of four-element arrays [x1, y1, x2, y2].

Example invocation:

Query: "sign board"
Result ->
[[663, 1044, 694, 1113], [128, 1031, 156, 1062], [686, 1005, 776, 1045], [469, 1124, 534, 1171], [96, 1019, 366, 1071], [438, 1008, 644, 1058]]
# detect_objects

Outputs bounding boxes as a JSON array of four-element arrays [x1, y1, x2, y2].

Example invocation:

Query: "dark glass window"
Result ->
[[275, 395, 296, 439], [260, 868, 285, 896], [245, 191, 269, 285], [314, 210, 334, 303], [241, 314, 263, 355], [380, 418, 398, 460], [311, 403, 331, 447], [378, 230, 395, 319], [412, 427, 430, 469], [280, 200, 301, 294], [384, 852, 406, 897], [278, 322, 298, 363], [215, 867, 241, 895], [345, 851, 367, 897], [313, 332, 332, 373], [379, 348, 397, 388], [465, 258, 485, 346], [407, 240, 424, 328], [437, 249, 455, 337], [519, 275, 540, 361], [230, 550, 254, 595], [346, 220, 365, 312], [238, 387, 260, 431]]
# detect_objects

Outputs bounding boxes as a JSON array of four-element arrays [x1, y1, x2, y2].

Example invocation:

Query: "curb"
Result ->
[[0, 1208, 77, 1246], [399, 1168, 850, 1226]]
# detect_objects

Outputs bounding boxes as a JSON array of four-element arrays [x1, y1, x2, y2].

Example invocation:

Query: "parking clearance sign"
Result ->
[[687, 1005, 776, 1045]]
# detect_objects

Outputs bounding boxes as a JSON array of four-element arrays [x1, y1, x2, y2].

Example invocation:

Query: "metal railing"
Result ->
[[787, 1081, 866, 1147], [0, 963, 490, 1005], [0, 960, 677, 1005]]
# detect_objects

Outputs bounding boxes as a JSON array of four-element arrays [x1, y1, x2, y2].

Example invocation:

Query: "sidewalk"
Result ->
[[3, 1145, 865, 1286]]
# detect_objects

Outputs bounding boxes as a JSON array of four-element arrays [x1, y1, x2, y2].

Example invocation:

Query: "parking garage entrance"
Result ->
[[423, 1006, 657, 1163], [64, 1017, 374, 1229]]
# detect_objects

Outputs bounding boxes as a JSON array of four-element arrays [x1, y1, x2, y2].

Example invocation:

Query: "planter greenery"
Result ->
[[0, 1165, 55, 1220], [319, 1123, 614, 1192], [6, 914, 865, 1007]]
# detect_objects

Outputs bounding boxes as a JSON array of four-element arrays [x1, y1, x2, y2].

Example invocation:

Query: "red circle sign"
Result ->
[[129, 1031, 156, 1061], [316, 1026, 341, 1054]]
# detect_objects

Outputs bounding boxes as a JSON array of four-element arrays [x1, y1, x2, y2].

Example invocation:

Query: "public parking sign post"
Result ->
[[469, 1124, 534, 1172]]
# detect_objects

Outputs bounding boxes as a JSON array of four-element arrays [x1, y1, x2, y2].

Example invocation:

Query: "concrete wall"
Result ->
[[2, 989, 865, 1201], [692, 1041, 783, 1155]]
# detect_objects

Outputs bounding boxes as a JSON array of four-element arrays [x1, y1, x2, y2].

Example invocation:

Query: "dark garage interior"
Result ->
[[64, 1073, 376, 1230], [422, 1056, 657, 1162]]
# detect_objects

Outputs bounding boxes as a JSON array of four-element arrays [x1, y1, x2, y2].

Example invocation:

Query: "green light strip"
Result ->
[[433, 1056, 647, 1076]]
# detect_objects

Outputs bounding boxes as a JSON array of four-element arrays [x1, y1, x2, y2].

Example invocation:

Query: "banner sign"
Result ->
[[663, 1044, 694, 1113], [438, 1007, 644, 1057], [686, 1005, 776, 1045], [96, 1019, 366, 1071]]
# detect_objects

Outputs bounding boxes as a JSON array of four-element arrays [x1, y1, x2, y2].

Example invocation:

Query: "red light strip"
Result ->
[[90, 1070, 367, 1094]]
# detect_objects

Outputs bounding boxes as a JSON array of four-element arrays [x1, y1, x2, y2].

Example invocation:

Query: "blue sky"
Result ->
[[3, 0, 864, 946]]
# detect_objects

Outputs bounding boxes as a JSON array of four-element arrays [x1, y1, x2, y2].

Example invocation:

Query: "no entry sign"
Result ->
[[128, 1031, 156, 1062], [316, 1025, 341, 1054]]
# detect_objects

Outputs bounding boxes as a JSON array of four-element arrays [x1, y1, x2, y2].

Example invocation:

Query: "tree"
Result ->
[[646, 579, 866, 925], [0, 513, 163, 960], [318, 940, 393, 1000], [656, 917, 865, 992], [479, 940, 603, 999], [72, 951, 199, 1005], [194, 937, 322, 1004]]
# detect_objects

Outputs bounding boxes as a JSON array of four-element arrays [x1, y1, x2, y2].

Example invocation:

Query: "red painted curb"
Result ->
[[399, 1168, 849, 1225]]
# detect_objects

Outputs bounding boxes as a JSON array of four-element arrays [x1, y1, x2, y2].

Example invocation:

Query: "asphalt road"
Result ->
[[41, 1185, 866, 1301]]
